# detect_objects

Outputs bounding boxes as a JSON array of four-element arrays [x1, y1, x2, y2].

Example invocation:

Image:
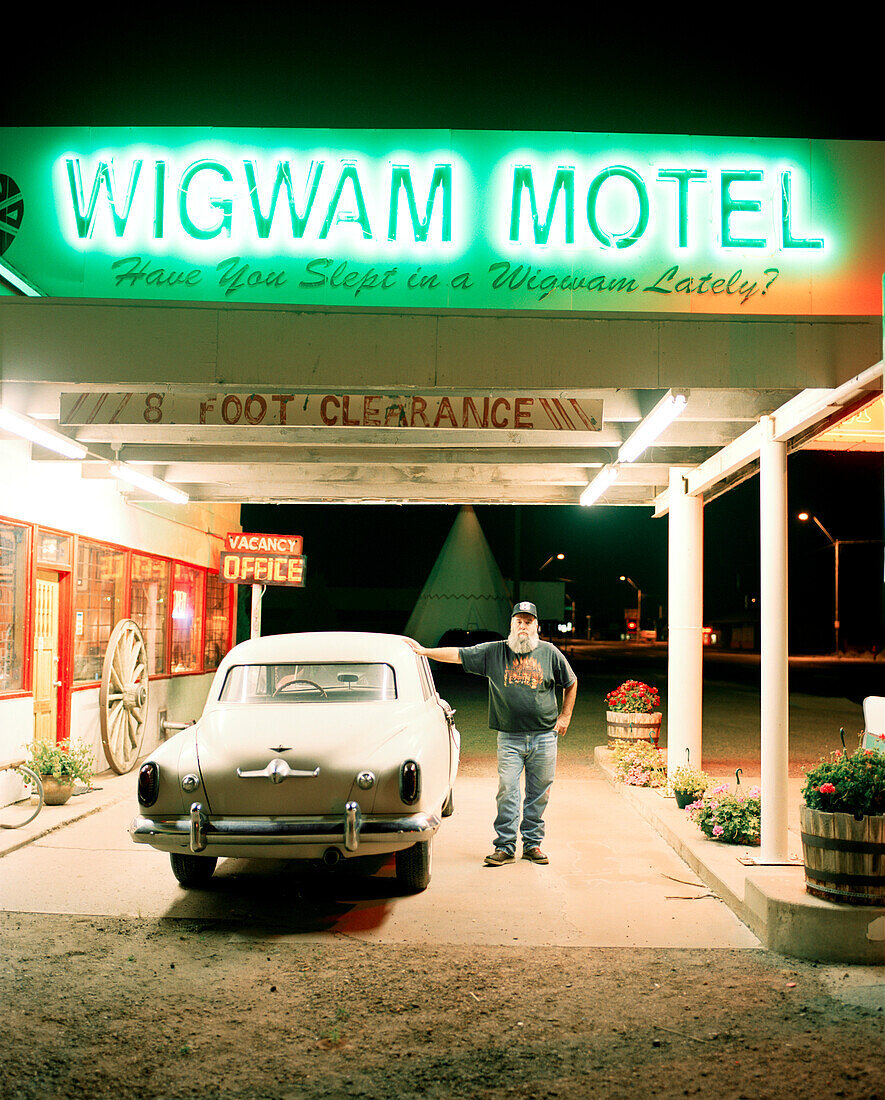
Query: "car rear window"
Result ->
[[218, 662, 397, 703]]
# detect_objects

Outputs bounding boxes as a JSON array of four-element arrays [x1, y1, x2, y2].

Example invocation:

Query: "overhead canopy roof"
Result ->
[[1, 300, 880, 508], [0, 127, 882, 507]]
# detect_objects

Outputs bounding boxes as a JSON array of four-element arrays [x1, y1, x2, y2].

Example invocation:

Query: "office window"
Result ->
[[203, 572, 229, 671], [130, 555, 169, 675], [0, 522, 28, 692], [170, 563, 203, 673], [74, 541, 126, 682], [36, 530, 71, 567]]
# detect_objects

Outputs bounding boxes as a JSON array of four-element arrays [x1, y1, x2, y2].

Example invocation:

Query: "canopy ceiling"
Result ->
[[0, 299, 881, 508]]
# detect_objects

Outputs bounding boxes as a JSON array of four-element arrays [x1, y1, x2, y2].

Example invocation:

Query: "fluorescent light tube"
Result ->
[[0, 407, 87, 459], [0, 259, 44, 297], [111, 463, 189, 504], [617, 391, 688, 464], [579, 465, 619, 507]]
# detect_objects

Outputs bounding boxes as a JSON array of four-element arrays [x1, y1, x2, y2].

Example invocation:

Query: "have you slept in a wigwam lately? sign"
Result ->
[[1, 128, 883, 315]]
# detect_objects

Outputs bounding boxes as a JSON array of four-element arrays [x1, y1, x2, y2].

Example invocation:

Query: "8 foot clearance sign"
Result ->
[[219, 533, 306, 586]]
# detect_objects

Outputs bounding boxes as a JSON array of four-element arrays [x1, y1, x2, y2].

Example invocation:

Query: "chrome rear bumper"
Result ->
[[130, 800, 440, 855]]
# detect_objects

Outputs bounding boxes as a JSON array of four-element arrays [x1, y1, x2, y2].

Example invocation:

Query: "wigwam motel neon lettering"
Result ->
[[59, 153, 824, 254]]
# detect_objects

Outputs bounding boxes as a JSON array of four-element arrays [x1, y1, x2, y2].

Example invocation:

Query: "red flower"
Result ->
[[818, 782, 836, 794]]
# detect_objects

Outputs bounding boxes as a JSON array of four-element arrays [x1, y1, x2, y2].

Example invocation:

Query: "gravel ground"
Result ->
[[1, 657, 879, 1099], [1, 912, 883, 1100]]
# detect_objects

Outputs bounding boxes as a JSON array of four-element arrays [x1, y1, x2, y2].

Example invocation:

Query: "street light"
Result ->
[[797, 512, 881, 654], [619, 575, 642, 638], [798, 511, 840, 652], [540, 553, 565, 572]]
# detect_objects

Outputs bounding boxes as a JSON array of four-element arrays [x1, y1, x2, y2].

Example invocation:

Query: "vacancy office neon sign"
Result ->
[[219, 533, 305, 586]]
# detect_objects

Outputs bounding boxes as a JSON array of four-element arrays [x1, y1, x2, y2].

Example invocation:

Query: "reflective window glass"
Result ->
[[0, 522, 28, 692], [74, 541, 125, 682]]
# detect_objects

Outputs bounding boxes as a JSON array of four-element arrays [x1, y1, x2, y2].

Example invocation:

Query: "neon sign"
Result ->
[[220, 533, 305, 587], [58, 152, 822, 256], [62, 156, 455, 247], [507, 164, 822, 251], [0, 127, 881, 315]]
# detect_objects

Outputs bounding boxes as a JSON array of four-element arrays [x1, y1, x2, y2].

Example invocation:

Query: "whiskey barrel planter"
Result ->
[[799, 805, 885, 906], [606, 711, 662, 746]]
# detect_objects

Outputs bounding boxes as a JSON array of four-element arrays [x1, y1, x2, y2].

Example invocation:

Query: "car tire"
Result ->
[[170, 852, 218, 887], [395, 838, 432, 892], [441, 789, 454, 817]]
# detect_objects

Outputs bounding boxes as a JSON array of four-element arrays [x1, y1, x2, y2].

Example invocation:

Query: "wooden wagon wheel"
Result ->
[[99, 619, 149, 774]]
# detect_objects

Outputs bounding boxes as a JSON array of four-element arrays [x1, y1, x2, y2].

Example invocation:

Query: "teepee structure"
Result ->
[[404, 506, 512, 646]]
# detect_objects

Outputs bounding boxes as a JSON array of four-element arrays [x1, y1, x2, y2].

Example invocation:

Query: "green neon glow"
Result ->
[[721, 171, 766, 248], [178, 160, 234, 240], [244, 160, 323, 239], [656, 168, 707, 247], [153, 161, 165, 239], [509, 166, 575, 244], [781, 171, 824, 249], [66, 158, 143, 238], [319, 163, 372, 240], [586, 166, 649, 250], [388, 164, 452, 242], [1, 128, 851, 313]]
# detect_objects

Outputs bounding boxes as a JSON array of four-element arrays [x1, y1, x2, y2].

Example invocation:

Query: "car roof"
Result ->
[[219, 631, 416, 666]]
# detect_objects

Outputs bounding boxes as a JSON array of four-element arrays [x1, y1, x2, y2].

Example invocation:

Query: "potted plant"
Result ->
[[612, 740, 667, 788], [685, 782, 761, 845], [604, 680, 662, 745], [800, 740, 885, 906], [670, 763, 710, 809], [27, 738, 94, 806]]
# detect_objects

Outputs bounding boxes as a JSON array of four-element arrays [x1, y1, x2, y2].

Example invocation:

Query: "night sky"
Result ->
[[4, 15, 883, 651], [3, 17, 883, 140], [240, 449, 883, 653]]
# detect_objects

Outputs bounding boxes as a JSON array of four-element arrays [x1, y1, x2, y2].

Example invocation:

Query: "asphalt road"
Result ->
[[556, 641, 884, 705]]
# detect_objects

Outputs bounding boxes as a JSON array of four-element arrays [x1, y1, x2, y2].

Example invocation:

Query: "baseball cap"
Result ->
[[511, 601, 538, 619]]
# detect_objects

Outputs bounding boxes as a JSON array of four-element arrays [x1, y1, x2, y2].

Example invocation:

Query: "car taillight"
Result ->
[[137, 762, 159, 807], [400, 760, 420, 805]]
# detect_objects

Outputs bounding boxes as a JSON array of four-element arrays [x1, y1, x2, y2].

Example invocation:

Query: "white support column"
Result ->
[[667, 467, 704, 783], [759, 416, 789, 862], [250, 583, 265, 640]]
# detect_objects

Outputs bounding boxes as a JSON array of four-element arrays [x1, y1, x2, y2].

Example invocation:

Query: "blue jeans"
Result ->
[[493, 731, 558, 855]]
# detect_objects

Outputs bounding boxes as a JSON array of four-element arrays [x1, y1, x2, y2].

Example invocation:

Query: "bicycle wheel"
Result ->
[[0, 765, 44, 829]]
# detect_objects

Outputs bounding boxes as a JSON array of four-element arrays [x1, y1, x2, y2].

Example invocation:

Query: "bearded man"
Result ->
[[406, 601, 577, 867]]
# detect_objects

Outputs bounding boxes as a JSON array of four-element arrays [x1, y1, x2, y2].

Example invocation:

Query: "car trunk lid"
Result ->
[[195, 703, 407, 815]]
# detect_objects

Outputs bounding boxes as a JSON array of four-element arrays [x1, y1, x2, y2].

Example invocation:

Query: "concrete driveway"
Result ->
[[0, 761, 758, 949]]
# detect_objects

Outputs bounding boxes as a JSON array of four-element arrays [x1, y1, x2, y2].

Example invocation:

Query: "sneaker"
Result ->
[[483, 849, 515, 866], [522, 846, 549, 864]]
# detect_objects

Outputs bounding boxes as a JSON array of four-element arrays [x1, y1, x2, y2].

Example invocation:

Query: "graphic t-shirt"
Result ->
[[458, 640, 576, 733]]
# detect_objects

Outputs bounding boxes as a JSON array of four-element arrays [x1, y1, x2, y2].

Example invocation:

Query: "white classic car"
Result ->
[[130, 632, 459, 892]]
